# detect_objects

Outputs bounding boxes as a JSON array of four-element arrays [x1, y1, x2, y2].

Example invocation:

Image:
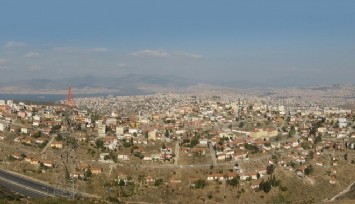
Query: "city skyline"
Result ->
[[1, 1, 355, 87]]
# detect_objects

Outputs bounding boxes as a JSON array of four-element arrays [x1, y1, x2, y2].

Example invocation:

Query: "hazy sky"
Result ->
[[1, 1, 355, 86]]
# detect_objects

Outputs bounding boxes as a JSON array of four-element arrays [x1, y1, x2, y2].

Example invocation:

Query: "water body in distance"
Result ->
[[0, 93, 139, 103]]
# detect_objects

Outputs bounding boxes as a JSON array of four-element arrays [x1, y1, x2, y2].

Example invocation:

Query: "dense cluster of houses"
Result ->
[[0, 94, 354, 190]]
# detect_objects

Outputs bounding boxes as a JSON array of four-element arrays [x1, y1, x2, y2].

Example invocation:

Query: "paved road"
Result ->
[[174, 141, 180, 166], [0, 177, 49, 198], [327, 181, 355, 202], [209, 143, 218, 166], [138, 162, 233, 169], [0, 168, 73, 198], [41, 135, 56, 154]]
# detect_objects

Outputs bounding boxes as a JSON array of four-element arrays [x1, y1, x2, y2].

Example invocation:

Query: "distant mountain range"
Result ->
[[0, 74, 353, 95], [0, 74, 201, 94], [1, 74, 193, 88]]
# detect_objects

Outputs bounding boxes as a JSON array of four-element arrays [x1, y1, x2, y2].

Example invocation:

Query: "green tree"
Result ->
[[195, 179, 206, 189], [244, 143, 259, 154], [165, 129, 170, 137], [95, 138, 104, 149], [226, 177, 240, 187], [190, 139, 199, 148], [314, 135, 322, 144], [307, 151, 314, 160], [259, 180, 272, 193], [85, 169, 92, 178], [55, 134, 63, 141], [288, 126, 296, 137], [32, 131, 42, 138], [304, 165, 313, 175], [301, 142, 310, 149], [266, 164, 275, 175], [118, 179, 126, 186], [50, 125, 61, 133]]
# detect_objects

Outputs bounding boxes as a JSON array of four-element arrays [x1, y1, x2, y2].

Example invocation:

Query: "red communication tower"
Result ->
[[66, 87, 74, 107]]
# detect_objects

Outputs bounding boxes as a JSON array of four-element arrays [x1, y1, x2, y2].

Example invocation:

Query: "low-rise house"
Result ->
[[43, 160, 54, 168], [217, 153, 226, 160], [170, 175, 182, 184], [117, 173, 128, 184], [188, 176, 199, 187], [99, 153, 110, 161], [51, 141, 64, 149], [78, 163, 90, 171], [24, 157, 32, 163], [32, 121, 40, 127], [11, 152, 22, 160], [0, 121, 8, 131], [117, 154, 130, 161], [226, 172, 238, 180], [199, 139, 208, 146], [30, 158, 40, 165], [35, 137, 47, 144], [240, 173, 257, 181], [330, 180, 336, 185], [207, 173, 224, 181], [251, 180, 260, 190], [143, 156, 152, 161], [70, 172, 84, 179], [21, 127, 29, 134], [234, 151, 248, 160], [296, 165, 307, 174], [146, 175, 155, 183], [76, 136, 87, 142], [283, 144, 291, 149], [151, 153, 160, 161], [14, 137, 22, 143], [91, 166, 103, 174], [22, 137, 32, 144]]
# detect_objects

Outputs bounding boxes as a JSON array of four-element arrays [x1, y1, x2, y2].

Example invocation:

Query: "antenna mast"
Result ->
[[66, 87, 75, 108]]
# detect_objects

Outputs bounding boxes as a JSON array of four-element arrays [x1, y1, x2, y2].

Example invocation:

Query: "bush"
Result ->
[[272, 194, 290, 204], [190, 139, 199, 148], [133, 152, 144, 159], [154, 179, 163, 186], [279, 185, 288, 191], [244, 143, 259, 154]]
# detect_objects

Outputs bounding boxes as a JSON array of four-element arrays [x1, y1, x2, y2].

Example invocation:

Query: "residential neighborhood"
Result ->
[[0, 89, 355, 203]]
